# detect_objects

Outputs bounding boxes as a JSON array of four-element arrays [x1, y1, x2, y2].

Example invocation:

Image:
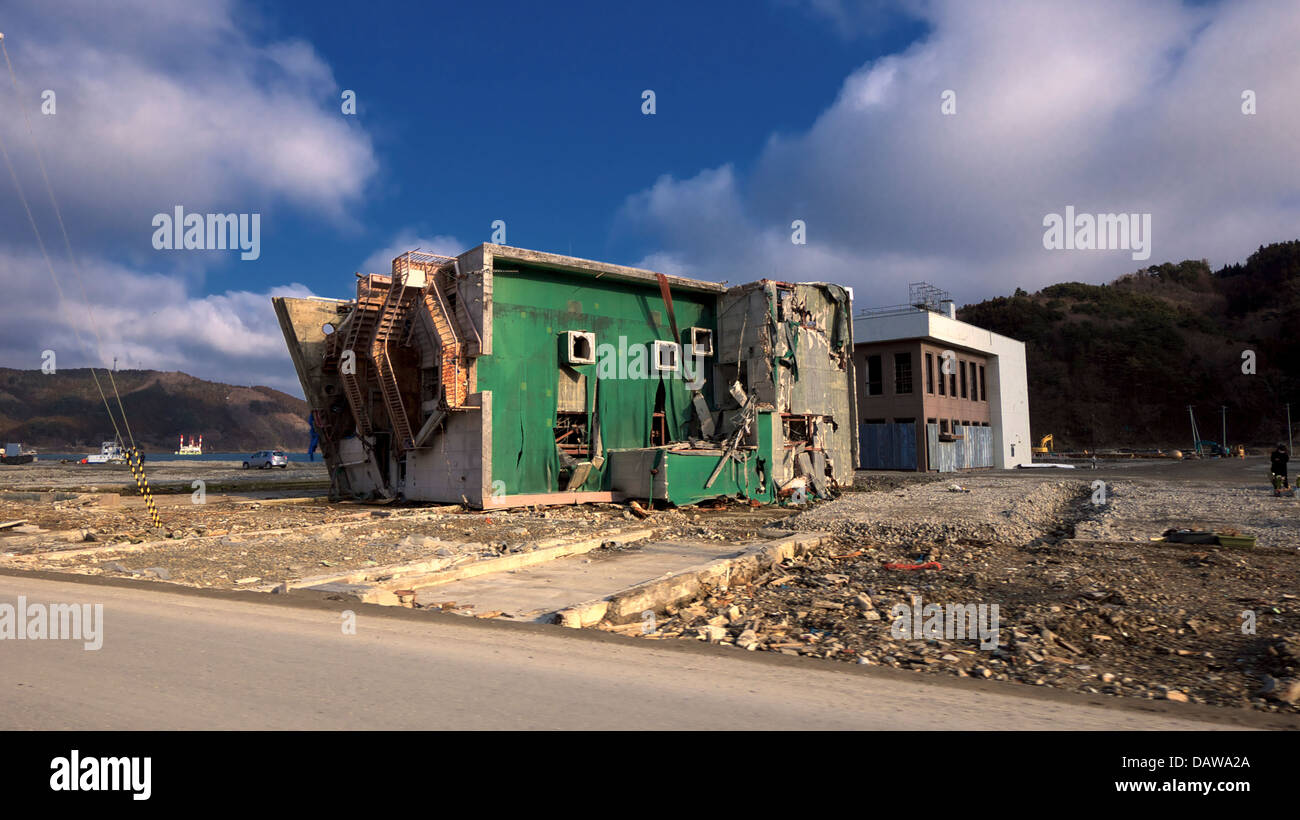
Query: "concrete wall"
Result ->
[[718, 281, 857, 486], [403, 392, 490, 506], [715, 283, 775, 408], [853, 309, 1030, 469]]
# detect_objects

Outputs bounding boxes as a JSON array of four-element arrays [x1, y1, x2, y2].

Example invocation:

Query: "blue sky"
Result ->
[[215, 0, 926, 288], [1, 0, 1297, 393]]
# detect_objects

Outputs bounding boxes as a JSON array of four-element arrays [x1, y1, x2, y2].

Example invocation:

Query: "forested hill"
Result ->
[[0, 368, 309, 452], [958, 240, 1300, 449]]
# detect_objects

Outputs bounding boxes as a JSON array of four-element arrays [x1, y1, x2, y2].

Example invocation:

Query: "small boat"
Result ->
[[1, 443, 37, 465], [82, 441, 127, 464]]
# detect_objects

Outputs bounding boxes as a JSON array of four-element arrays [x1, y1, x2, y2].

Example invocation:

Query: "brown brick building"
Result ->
[[853, 339, 994, 470]]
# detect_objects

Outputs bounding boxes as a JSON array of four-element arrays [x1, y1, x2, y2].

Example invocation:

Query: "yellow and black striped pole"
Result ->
[[127, 447, 163, 529]]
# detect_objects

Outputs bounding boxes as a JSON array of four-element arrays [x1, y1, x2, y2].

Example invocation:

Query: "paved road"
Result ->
[[0, 576, 1248, 730]]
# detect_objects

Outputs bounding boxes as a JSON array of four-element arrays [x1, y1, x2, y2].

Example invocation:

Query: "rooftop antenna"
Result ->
[[908, 282, 950, 313]]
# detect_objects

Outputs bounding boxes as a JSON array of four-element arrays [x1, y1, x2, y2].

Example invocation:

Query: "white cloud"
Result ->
[[0, 0, 380, 393], [0, 245, 314, 394], [621, 0, 1300, 306], [775, 0, 922, 39], [0, 0, 377, 246], [359, 232, 465, 275]]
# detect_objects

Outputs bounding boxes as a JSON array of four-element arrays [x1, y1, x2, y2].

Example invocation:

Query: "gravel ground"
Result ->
[[0, 494, 350, 536], [1077, 479, 1300, 547], [3, 505, 622, 588], [0, 489, 801, 590], [780, 474, 1088, 546], [851, 471, 944, 493]]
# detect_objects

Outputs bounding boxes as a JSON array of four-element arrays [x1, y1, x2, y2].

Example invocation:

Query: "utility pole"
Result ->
[[1288, 403, 1293, 452], [1221, 406, 1227, 450], [1187, 405, 1200, 456]]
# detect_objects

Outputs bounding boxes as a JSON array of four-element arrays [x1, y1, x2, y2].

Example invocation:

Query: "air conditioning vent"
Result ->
[[687, 326, 713, 357], [653, 340, 681, 372], [561, 331, 596, 365]]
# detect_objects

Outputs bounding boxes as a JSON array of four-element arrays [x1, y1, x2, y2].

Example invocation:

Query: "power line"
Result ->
[[0, 80, 125, 447], [1, 34, 137, 449], [0, 31, 160, 526]]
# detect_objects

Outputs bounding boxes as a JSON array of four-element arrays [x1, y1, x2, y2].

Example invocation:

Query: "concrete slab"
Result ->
[[416, 539, 755, 618]]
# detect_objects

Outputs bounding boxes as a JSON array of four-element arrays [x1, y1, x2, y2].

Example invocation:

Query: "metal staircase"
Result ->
[[336, 276, 387, 438], [422, 269, 467, 408], [394, 251, 471, 414], [372, 262, 417, 452]]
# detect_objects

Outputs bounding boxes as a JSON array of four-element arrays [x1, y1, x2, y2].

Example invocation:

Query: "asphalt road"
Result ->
[[0, 575, 1255, 730]]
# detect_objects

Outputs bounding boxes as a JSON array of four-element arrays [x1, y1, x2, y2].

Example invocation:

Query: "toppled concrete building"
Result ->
[[274, 245, 856, 507]]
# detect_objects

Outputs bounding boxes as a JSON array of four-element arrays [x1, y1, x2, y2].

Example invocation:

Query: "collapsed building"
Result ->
[[273, 245, 856, 508]]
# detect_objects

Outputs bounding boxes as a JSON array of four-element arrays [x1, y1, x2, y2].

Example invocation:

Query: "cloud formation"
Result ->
[[621, 0, 1300, 306], [358, 232, 466, 276], [0, 245, 315, 394], [0, 0, 378, 394]]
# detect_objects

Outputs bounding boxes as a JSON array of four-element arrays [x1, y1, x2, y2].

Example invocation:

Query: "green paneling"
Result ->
[[477, 265, 717, 495], [658, 447, 777, 506]]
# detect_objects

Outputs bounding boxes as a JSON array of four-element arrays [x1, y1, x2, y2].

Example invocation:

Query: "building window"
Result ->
[[959, 361, 967, 399], [969, 362, 978, 401], [894, 352, 913, 394], [937, 360, 946, 395], [866, 355, 883, 396], [925, 353, 934, 394], [940, 419, 949, 434], [949, 370, 957, 397], [979, 365, 986, 402], [926, 417, 937, 428]]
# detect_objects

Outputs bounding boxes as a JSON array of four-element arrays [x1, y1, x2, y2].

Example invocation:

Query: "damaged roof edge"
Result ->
[[480, 244, 727, 294]]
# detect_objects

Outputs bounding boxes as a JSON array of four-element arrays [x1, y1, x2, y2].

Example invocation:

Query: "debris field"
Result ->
[[623, 474, 1300, 715], [2, 459, 1297, 716]]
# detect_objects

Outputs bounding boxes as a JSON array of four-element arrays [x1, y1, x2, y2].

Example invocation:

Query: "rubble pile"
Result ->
[[629, 535, 1300, 713]]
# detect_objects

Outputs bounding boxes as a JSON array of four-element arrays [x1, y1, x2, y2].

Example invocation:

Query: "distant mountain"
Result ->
[[0, 368, 310, 453], [958, 240, 1300, 450]]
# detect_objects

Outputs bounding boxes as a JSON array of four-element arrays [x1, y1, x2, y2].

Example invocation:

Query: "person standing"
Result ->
[[1270, 443, 1289, 494]]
